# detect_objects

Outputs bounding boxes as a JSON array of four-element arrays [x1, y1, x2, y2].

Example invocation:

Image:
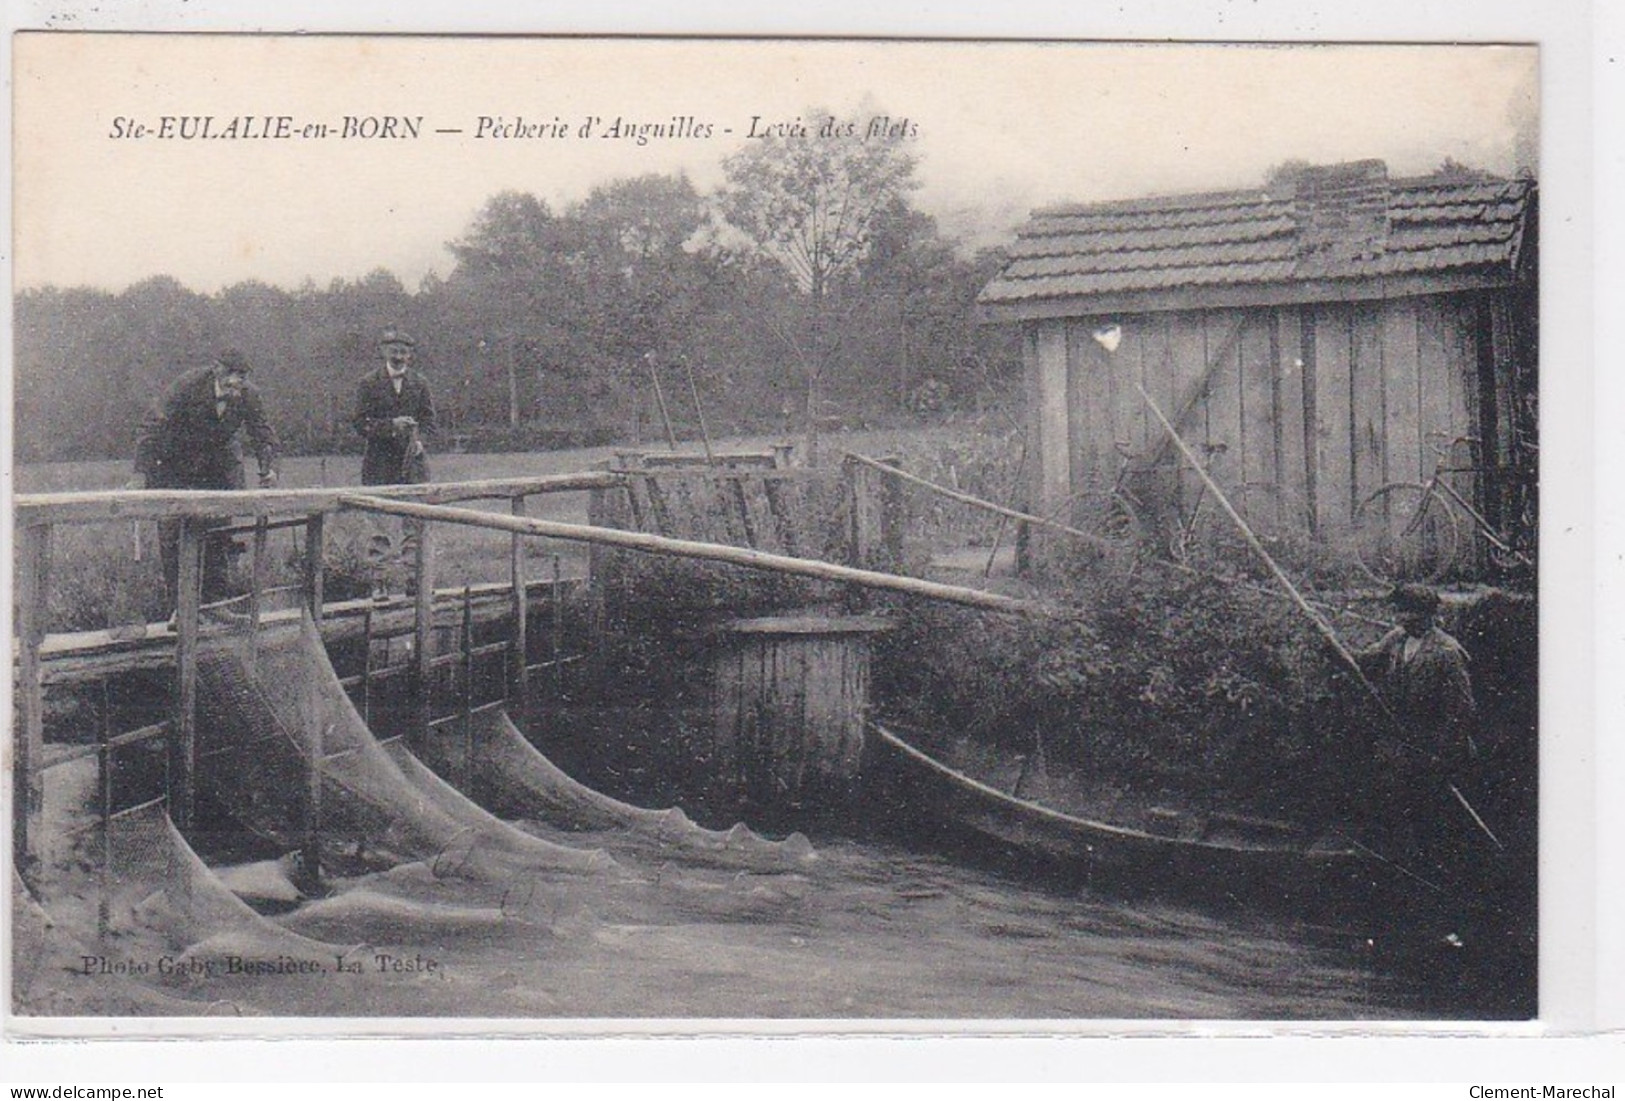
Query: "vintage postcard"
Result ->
[[4, 23, 1591, 1055]]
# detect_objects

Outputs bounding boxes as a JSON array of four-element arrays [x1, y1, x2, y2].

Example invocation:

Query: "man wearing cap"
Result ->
[[1349, 583, 1482, 867], [1355, 583, 1479, 769], [131, 349, 281, 610], [353, 327, 437, 601]]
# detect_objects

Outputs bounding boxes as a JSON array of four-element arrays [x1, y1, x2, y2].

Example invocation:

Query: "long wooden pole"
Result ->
[[1135, 381, 1502, 851], [847, 446, 1378, 626], [340, 493, 1057, 618], [840, 450, 1123, 555], [681, 357, 716, 463], [644, 353, 679, 451], [16, 471, 625, 527], [1134, 384, 1374, 696]]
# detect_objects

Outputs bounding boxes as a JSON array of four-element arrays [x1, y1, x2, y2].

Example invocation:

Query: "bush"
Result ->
[[871, 565, 1374, 822]]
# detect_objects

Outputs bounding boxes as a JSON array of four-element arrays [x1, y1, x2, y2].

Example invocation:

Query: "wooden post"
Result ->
[[510, 496, 529, 699], [414, 518, 436, 742], [300, 514, 327, 889], [584, 458, 628, 685], [300, 613, 324, 893], [460, 585, 475, 789], [360, 602, 375, 726], [507, 336, 521, 429], [172, 516, 202, 833], [844, 453, 910, 574], [13, 524, 49, 879], [98, 676, 114, 937], [845, 454, 892, 572], [249, 515, 269, 666], [303, 513, 326, 622], [551, 555, 564, 701]]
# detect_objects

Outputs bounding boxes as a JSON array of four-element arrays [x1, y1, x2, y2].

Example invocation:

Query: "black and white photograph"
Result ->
[[5, 24, 1574, 1041]]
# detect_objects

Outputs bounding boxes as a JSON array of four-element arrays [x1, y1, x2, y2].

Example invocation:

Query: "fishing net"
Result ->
[[467, 707, 816, 870], [196, 615, 611, 878], [19, 754, 337, 1011]]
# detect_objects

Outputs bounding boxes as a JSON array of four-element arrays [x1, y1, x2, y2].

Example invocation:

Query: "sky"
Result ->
[[12, 35, 1538, 295]]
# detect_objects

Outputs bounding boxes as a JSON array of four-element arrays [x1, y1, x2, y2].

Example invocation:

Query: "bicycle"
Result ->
[[1070, 441, 1156, 554], [1350, 433, 1534, 585], [1132, 441, 1291, 568], [1070, 441, 1226, 563]]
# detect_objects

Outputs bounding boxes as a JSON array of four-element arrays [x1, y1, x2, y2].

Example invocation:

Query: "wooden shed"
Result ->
[[977, 160, 1537, 575]]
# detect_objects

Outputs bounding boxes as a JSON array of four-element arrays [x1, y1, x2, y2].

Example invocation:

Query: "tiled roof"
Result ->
[[979, 162, 1535, 310]]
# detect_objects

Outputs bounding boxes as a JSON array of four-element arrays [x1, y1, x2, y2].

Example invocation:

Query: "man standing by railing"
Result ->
[[353, 327, 437, 602], [129, 349, 280, 615]]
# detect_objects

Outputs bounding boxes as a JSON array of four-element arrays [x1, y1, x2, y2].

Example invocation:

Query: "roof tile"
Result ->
[[980, 167, 1535, 307]]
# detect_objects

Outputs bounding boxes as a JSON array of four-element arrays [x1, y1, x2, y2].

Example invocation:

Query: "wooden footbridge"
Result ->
[[13, 451, 1052, 882]]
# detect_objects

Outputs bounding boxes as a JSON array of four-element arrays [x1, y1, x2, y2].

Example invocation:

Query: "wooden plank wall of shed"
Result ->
[[1025, 292, 1497, 560]]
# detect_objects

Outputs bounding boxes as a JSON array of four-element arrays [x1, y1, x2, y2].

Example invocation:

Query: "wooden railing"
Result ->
[[11, 472, 620, 881]]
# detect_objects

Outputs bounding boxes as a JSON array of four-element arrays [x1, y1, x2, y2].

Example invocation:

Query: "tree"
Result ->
[[569, 173, 729, 440], [446, 192, 576, 427], [718, 105, 920, 462], [447, 191, 562, 276]]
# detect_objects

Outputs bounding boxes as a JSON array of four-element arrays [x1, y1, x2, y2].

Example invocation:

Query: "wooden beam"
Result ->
[[342, 493, 1060, 619], [841, 450, 1123, 555], [37, 579, 588, 685], [460, 586, 476, 789], [14, 471, 625, 526], [249, 517, 269, 668], [975, 270, 1525, 326]]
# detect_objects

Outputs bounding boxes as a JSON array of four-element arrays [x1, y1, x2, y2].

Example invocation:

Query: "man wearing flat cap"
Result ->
[[353, 327, 437, 601], [131, 349, 281, 610], [1355, 583, 1479, 768], [1349, 583, 1482, 865]]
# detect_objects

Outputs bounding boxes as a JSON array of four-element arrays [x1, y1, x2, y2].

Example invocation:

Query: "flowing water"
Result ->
[[16, 784, 1430, 1022], [13, 625, 1500, 1024]]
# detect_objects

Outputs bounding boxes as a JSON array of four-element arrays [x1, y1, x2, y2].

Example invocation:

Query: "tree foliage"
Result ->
[[718, 107, 923, 460], [15, 162, 1020, 466], [719, 109, 919, 299]]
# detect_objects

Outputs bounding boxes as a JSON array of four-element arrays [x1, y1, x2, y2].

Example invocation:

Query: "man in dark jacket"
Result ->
[[1352, 582, 1482, 869], [353, 327, 436, 600], [1355, 583, 1479, 769], [131, 349, 280, 609]]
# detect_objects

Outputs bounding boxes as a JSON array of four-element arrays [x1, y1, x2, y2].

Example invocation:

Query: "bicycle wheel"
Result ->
[[1351, 483, 1462, 585], [1073, 490, 1148, 554]]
